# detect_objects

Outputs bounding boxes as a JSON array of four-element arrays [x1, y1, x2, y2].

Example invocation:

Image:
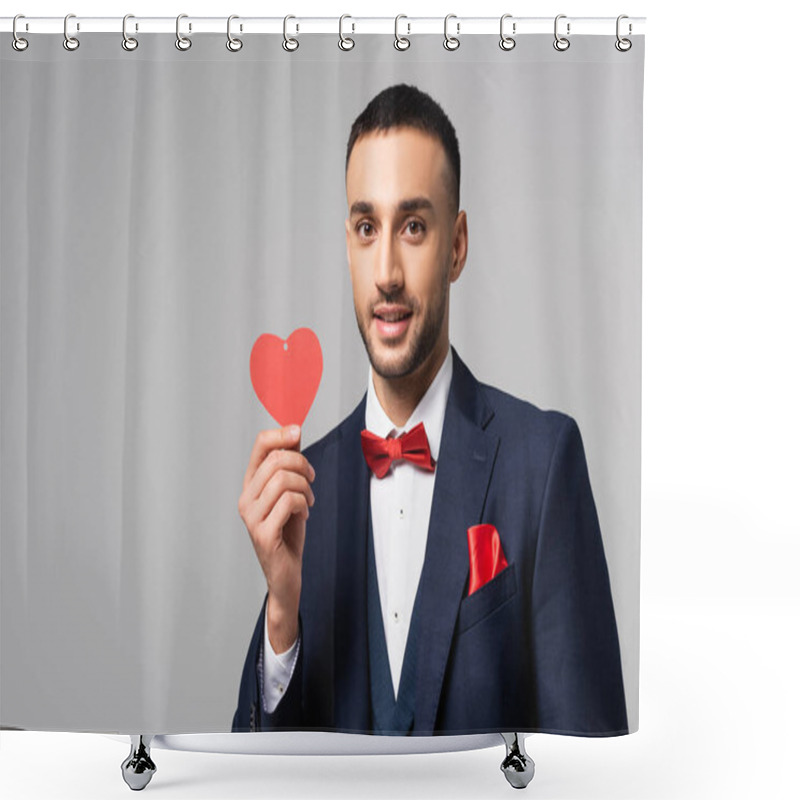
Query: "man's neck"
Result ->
[[372, 341, 449, 429]]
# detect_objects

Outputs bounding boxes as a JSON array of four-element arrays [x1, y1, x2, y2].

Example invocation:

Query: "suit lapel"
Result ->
[[329, 348, 498, 734], [332, 395, 372, 731], [412, 347, 499, 733]]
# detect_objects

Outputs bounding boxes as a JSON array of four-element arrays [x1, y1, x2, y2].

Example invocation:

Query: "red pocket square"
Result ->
[[467, 524, 508, 596]]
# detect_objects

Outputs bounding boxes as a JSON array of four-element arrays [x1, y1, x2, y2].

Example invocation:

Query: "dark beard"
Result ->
[[356, 269, 449, 380]]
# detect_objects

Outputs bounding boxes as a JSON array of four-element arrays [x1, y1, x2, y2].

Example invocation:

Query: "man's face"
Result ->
[[345, 126, 466, 381]]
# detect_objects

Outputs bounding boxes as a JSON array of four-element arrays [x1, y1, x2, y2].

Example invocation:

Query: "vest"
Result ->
[[366, 510, 424, 735]]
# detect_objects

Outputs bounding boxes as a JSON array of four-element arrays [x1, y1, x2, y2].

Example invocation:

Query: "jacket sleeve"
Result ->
[[531, 416, 629, 735], [232, 594, 304, 732]]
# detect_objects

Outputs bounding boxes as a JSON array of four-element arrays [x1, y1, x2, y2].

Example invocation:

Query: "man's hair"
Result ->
[[346, 83, 461, 216]]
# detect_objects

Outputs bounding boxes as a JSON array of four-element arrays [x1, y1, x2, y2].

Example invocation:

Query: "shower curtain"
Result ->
[[1, 23, 643, 737]]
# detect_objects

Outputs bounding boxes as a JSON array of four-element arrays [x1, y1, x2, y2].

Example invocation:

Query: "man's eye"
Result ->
[[357, 222, 374, 237], [406, 220, 425, 235]]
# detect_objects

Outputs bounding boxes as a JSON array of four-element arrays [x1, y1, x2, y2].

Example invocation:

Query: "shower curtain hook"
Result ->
[[554, 14, 570, 51], [499, 14, 515, 51], [443, 14, 460, 51], [615, 15, 632, 52], [175, 14, 192, 51], [338, 14, 355, 50], [11, 14, 29, 52], [394, 15, 410, 51], [283, 15, 299, 51], [122, 15, 138, 51], [63, 13, 80, 51], [227, 15, 243, 52]]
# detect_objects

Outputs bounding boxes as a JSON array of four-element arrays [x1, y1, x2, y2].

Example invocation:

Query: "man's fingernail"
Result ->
[[289, 425, 300, 439]]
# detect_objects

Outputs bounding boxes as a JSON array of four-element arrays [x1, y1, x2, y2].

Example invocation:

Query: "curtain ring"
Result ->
[[443, 14, 460, 51], [122, 14, 138, 51], [12, 14, 29, 52], [175, 14, 191, 51], [338, 14, 355, 50], [394, 15, 410, 51], [283, 15, 299, 51], [227, 15, 243, 52], [63, 13, 80, 51], [615, 15, 632, 52], [499, 14, 515, 51], [553, 14, 570, 51]]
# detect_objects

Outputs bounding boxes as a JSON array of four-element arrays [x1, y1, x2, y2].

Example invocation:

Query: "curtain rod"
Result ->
[[0, 16, 646, 36]]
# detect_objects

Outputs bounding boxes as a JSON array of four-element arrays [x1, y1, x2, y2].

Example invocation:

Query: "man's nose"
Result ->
[[375, 230, 403, 293]]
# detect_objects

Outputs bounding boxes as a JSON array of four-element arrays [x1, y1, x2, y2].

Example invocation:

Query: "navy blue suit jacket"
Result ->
[[233, 347, 628, 736]]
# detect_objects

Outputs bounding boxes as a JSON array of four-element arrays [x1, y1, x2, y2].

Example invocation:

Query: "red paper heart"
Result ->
[[250, 328, 323, 427]]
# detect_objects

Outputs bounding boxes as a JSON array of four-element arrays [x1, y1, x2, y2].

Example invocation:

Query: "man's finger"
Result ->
[[260, 492, 310, 542], [258, 469, 315, 516], [245, 470, 315, 532], [243, 425, 301, 489], [242, 448, 316, 508]]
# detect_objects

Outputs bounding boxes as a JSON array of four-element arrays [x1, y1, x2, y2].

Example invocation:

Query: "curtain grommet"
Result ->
[[121, 14, 138, 51], [283, 15, 299, 52], [63, 13, 80, 51], [226, 15, 243, 52], [338, 14, 355, 51], [443, 14, 460, 51], [394, 15, 410, 51], [12, 14, 29, 51], [499, 14, 515, 51], [175, 14, 192, 51], [553, 15, 571, 52]]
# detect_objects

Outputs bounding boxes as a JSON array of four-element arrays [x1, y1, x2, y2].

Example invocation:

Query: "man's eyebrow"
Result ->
[[398, 196, 434, 213], [349, 197, 434, 216], [350, 200, 374, 216]]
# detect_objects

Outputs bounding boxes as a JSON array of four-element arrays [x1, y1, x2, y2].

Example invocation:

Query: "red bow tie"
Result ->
[[360, 421, 436, 479]]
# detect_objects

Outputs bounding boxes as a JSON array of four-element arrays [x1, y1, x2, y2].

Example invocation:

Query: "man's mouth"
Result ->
[[374, 311, 412, 322], [373, 304, 413, 321], [373, 305, 413, 338]]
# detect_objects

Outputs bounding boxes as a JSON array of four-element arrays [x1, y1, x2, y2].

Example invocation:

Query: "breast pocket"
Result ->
[[456, 562, 517, 634]]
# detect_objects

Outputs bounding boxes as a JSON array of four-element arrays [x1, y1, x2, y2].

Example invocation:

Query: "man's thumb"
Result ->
[[285, 424, 301, 451]]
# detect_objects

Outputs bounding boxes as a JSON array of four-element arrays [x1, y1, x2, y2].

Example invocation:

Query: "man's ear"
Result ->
[[451, 209, 468, 282]]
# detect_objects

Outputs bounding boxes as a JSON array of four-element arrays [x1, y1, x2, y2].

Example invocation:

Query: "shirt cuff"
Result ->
[[260, 611, 300, 715]]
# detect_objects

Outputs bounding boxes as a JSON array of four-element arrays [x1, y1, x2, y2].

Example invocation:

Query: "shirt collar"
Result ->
[[364, 345, 453, 463]]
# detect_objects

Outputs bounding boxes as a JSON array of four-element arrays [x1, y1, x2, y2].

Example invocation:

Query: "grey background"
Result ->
[[1, 33, 643, 733]]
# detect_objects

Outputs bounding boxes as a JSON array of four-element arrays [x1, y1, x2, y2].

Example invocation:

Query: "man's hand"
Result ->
[[238, 425, 315, 653]]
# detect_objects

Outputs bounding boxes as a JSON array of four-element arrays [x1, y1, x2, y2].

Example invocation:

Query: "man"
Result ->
[[233, 84, 628, 736]]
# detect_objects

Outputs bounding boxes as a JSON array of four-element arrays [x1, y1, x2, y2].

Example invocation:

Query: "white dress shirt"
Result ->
[[261, 345, 453, 713]]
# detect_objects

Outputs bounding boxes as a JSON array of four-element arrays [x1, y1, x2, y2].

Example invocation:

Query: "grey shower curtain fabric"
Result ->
[[0, 31, 644, 736]]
